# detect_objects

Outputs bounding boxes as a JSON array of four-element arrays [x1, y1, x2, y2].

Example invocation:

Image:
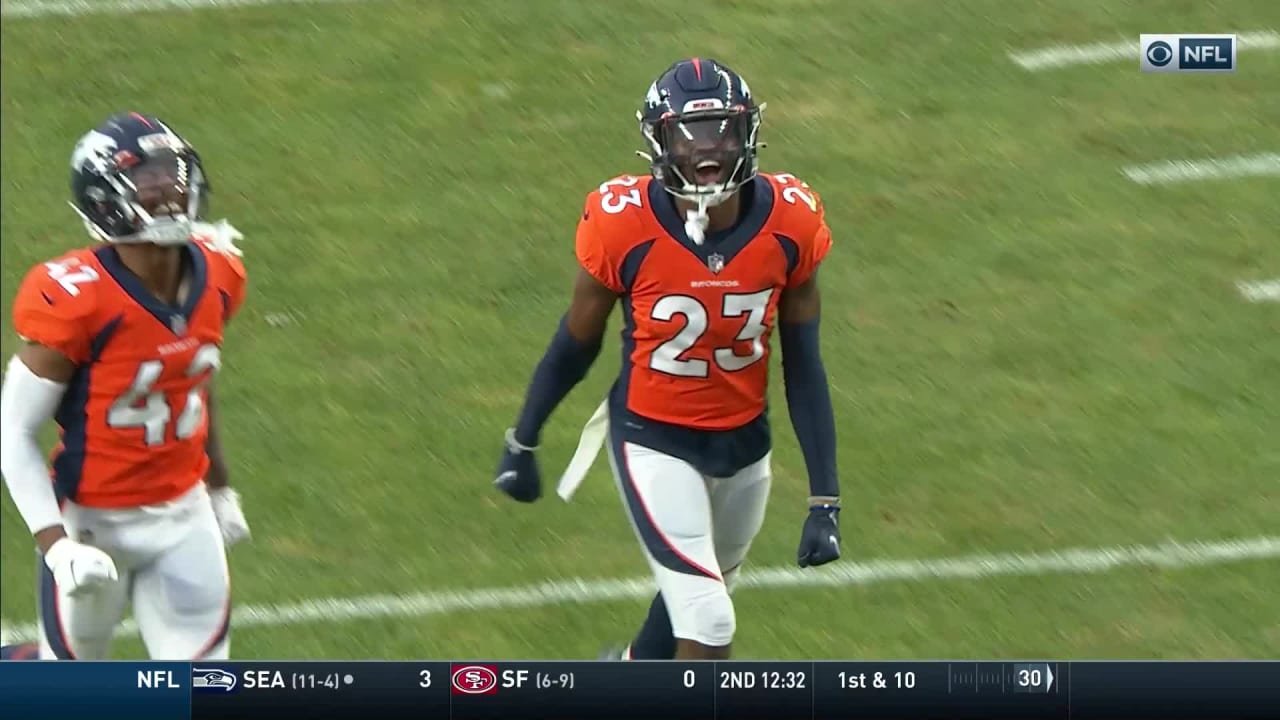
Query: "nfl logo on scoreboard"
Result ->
[[707, 253, 725, 274], [1141, 34, 1236, 73]]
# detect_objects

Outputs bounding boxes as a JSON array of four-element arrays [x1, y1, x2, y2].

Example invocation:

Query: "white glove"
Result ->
[[44, 537, 118, 598], [209, 486, 251, 547]]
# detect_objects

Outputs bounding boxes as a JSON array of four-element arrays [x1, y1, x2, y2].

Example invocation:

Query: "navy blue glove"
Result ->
[[797, 502, 841, 568], [495, 428, 542, 503]]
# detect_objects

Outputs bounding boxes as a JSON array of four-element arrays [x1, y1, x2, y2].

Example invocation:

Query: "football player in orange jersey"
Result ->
[[495, 59, 842, 660], [0, 113, 250, 661]]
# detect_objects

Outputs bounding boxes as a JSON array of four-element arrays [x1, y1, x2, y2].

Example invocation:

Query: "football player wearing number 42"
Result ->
[[495, 58, 842, 661], [0, 113, 250, 662]]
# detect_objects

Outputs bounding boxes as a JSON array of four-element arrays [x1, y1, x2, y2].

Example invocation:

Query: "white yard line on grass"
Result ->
[[0, 0, 360, 18], [1122, 153, 1280, 185], [1238, 279, 1280, 303], [1009, 31, 1280, 71], [3, 536, 1277, 645]]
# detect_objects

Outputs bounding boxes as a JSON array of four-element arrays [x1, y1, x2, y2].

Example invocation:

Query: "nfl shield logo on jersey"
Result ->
[[170, 314, 187, 336], [707, 253, 725, 274]]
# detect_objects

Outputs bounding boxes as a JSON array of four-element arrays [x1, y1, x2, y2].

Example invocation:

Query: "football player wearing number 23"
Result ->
[[0, 113, 250, 661], [496, 59, 842, 660]]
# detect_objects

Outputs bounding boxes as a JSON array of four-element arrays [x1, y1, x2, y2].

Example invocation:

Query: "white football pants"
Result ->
[[608, 438, 771, 647], [37, 481, 231, 660]]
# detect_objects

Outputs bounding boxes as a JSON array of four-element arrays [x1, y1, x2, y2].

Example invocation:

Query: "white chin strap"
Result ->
[[682, 187, 733, 246], [132, 218, 194, 246], [190, 219, 245, 256], [684, 202, 711, 246], [71, 202, 193, 247], [72, 203, 244, 256]]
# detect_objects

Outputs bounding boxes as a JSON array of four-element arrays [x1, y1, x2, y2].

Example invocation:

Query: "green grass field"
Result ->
[[2, 0, 1277, 660]]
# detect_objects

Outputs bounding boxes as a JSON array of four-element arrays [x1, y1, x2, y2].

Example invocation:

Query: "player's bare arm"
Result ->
[[204, 383, 252, 545], [17, 341, 77, 384], [566, 268, 619, 345], [779, 272, 822, 324], [778, 271, 843, 568], [494, 266, 617, 503], [205, 384, 230, 490]]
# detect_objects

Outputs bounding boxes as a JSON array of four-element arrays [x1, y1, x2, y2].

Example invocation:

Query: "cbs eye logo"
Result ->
[[1145, 40, 1174, 67]]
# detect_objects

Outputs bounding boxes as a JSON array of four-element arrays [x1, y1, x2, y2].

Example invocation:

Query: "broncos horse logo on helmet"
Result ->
[[70, 112, 210, 246], [637, 58, 766, 243]]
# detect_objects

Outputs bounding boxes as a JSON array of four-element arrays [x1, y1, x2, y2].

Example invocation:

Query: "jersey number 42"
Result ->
[[108, 346, 222, 446], [41, 260, 224, 447]]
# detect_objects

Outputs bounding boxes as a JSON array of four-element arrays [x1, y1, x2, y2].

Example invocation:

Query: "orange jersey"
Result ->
[[12, 236, 247, 509], [576, 173, 832, 430]]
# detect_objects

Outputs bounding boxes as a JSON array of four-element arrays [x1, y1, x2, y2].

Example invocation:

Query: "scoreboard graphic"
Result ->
[[0, 660, 1275, 719]]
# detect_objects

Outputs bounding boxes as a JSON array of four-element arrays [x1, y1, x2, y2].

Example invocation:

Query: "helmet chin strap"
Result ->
[[134, 218, 195, 246], [70, 202, 243, 254], [684, 198, 710, 246], [683, 188, 732, 246]]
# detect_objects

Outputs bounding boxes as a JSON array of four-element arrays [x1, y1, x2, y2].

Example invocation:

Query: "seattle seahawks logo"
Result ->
[[192, 668, 237, 692]]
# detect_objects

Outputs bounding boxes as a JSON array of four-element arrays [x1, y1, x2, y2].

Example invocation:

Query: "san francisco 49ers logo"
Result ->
[[450, 664, 499, 695]]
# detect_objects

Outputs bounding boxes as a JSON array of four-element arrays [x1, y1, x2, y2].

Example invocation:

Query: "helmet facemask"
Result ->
[[641, 103, 763, 208], [75, 146, 208, 246]]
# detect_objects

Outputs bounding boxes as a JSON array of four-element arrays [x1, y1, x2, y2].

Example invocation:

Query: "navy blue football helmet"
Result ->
[[638, 58, 765, 207], [69, 112, 208, 245]]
